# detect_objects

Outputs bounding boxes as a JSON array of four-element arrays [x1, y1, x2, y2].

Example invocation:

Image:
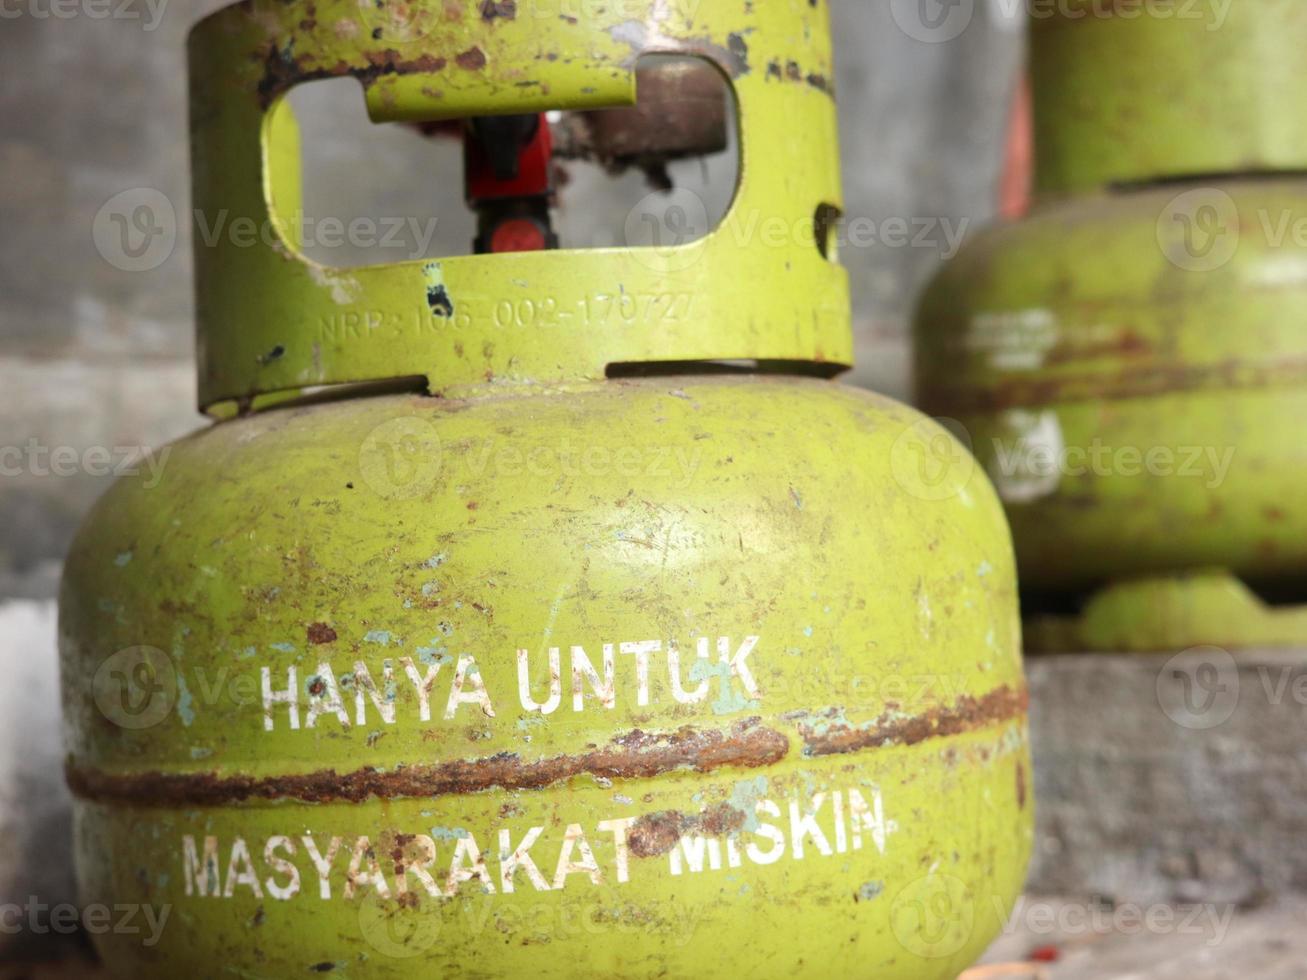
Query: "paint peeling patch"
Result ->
[[688, 657, 760, 717], [789, 685, 1029, 758], [257, 344, 286, 366], [307, 623, 337, 645], [478, 0, 516, 20], [66, 718, 789, 807], [363, 629, 393, 646], [763, 59, 834, 97], [424, 263, 455, 318], [429, 826, 471, 841], [175, 672, 195, 727], [805, 73, 833, 95], [416, 644, 449, 667], [609, 19, 649, 52], [728, 775, 769, 832], [855, 881, 884, 902], [306, 264, 362, 306], [114, 551, 133, 567], [727, 32, 749, 65], [455, 46, 487, 70]]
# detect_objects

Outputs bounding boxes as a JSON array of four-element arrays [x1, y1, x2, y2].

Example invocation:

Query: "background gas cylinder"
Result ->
[[915, 0, 1307, 653], [59, 1, 1031, 975]]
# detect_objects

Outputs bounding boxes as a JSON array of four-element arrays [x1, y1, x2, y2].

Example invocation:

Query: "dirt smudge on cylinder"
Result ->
[[628, 802, 748, 859]]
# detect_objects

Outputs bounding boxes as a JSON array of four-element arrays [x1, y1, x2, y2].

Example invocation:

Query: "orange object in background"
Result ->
[[1000, 75, 1033, 221]]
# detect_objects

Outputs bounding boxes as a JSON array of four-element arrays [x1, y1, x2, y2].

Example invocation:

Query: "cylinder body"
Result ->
[[61, 375, 1031, 977], [917, 2, 1307, 649], [917, 181, 1307, 594]]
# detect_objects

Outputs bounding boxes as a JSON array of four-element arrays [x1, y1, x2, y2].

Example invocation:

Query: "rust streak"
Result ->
[[792, 685, 1028, 758], [922, 356, 1307, 415], [66, 718, 788, 808]]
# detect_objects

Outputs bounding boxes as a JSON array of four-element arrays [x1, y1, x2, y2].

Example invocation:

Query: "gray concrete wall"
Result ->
[[1028, 649, 1307, 907]]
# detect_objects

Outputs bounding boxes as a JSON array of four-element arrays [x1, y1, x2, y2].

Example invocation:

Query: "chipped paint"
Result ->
[[305, 263, 362, 306], [175, 671, 195, 728], [423, 262, 455, 318], [856, 880, 884, 902]]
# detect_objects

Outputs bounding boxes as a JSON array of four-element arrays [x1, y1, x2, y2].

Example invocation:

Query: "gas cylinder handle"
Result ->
[[188, 0, 850, 414]]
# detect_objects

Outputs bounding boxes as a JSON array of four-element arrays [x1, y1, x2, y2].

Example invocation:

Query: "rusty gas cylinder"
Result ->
[[915, 0, 1307, 652], [60, 0, 1032, 975]]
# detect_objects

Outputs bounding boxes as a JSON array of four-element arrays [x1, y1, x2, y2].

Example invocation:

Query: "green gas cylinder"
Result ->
[[60, 1, 1031, 975], [916, 0, 1307, 653]]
